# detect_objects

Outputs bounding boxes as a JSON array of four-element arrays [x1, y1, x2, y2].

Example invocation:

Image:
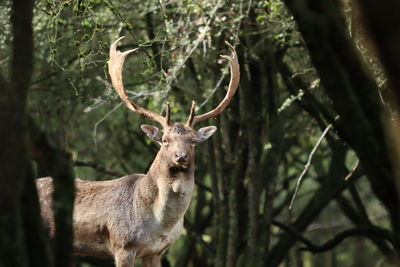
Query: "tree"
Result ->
[[0, 0, 51, 266]]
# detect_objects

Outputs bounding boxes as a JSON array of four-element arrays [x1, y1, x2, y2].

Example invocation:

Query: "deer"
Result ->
[[36, 36, 240, 267]]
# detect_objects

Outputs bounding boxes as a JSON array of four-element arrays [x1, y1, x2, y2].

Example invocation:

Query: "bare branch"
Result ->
[[93, 102, 123, 150], [272, 220, 395, 254], [272, 220, 316, 248], [163, 0, 224, 88], [345, 159, 360, 181], [197, 73, 226, 110], [299, 226, 395, 253], [74, 161, 123, 177], [289, 123, 333, 209], [195, 179, 212, 193]]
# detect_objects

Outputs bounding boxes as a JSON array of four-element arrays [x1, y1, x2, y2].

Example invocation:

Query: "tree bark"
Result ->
[[355, 0, 400, 107], [22, 167, 52, 267], [262, 50, 283, 264], [0, 0, 34, 265]]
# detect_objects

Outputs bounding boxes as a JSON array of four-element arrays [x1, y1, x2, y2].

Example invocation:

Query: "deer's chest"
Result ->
[[134, 178, 193, 256], [153, 177, 194, 227], [135, 217, 184, 257]]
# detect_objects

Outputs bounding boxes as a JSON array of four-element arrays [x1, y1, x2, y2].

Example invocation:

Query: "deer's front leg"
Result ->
[[114, 249, 134, 267], [141, 254, 160, 267]]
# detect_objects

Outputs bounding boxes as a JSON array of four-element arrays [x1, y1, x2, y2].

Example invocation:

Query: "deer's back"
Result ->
[[36, 174, 144, 258]]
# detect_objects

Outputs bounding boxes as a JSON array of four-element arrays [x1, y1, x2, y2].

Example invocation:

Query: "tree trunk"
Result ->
[[0, 0, 45, 266], [355, 0, 400, 107], [283, 0, 400, 256]]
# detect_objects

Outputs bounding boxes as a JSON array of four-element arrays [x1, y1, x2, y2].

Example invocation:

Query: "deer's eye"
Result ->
[[162, 138, 169, 146]]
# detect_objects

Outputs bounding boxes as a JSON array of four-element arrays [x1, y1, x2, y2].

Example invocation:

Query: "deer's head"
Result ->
[[108, 37, 240, 171], [140, 123, 216, 171]]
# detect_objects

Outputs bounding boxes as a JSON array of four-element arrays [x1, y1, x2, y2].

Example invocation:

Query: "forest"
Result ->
[[1, 0, 400, 266]]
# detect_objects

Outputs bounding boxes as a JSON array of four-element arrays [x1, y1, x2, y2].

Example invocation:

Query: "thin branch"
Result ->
[[101, 0, 152, 59], [184, 218, 216, 256], [280, 61, 337, 133], [195, 179, 212, 193], [198, 73, 226, 110], [289, 123, 333, 209], [272, 220, 316, 248], [272, 220, 395, 254], [74, 161, 123, 177], [31, 55, 79, 85], [345, 159, 359, 181], [162, 0, 224, 96], [298, 226, 395, 253], [158, 0, 170, 37], [93, 102, 123, 150]]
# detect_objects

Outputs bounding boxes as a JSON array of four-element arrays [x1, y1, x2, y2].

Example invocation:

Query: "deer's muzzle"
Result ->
[[173, 153, 189, 168]]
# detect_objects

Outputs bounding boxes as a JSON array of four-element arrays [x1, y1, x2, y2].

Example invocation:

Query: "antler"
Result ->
[[108, 36, 170, 127], [186, 41, 240, 127]]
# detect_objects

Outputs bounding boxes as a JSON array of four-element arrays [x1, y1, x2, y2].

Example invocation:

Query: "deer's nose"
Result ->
[[175, 153, 188, 163]]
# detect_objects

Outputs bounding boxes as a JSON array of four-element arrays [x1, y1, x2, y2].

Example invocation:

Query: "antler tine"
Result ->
[[108, 36, 169, 127], [186, 100, 196, 126], [189, 41, 240, 127], [165, 102, 171, 126]]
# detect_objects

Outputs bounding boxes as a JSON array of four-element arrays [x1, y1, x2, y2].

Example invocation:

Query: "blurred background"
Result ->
[[1, 0, 400, 266]]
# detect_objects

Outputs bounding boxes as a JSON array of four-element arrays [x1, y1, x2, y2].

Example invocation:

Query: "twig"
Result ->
[[93, 102, 123, 150], [345, 159, 359, 181], [289, 123, 333, 210], [184, 218, 215, 256], [74, 161, 123, 177], [101, 0, 152, 59], [158, 0, 170, 37], [198, 73, 226, 110], [162, 0, 224, 97], [195, 179, 212, 193]]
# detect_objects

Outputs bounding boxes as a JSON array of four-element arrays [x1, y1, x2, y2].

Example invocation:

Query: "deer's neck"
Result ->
[[139, 152, 194, 230]]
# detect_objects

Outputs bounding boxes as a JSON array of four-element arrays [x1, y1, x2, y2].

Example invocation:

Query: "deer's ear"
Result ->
[[141, 125, 163, 142], [193, 126, 217, 144]]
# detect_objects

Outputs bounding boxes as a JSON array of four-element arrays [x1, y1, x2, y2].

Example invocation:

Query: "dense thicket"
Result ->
[[0, 0, 399, 266]]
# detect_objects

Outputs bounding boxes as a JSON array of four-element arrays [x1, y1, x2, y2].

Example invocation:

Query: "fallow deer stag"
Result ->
[[36, 36, 240, 267]]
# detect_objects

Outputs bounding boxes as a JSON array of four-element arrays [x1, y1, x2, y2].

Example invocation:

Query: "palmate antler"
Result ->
[[108, 37, 240, 128]]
